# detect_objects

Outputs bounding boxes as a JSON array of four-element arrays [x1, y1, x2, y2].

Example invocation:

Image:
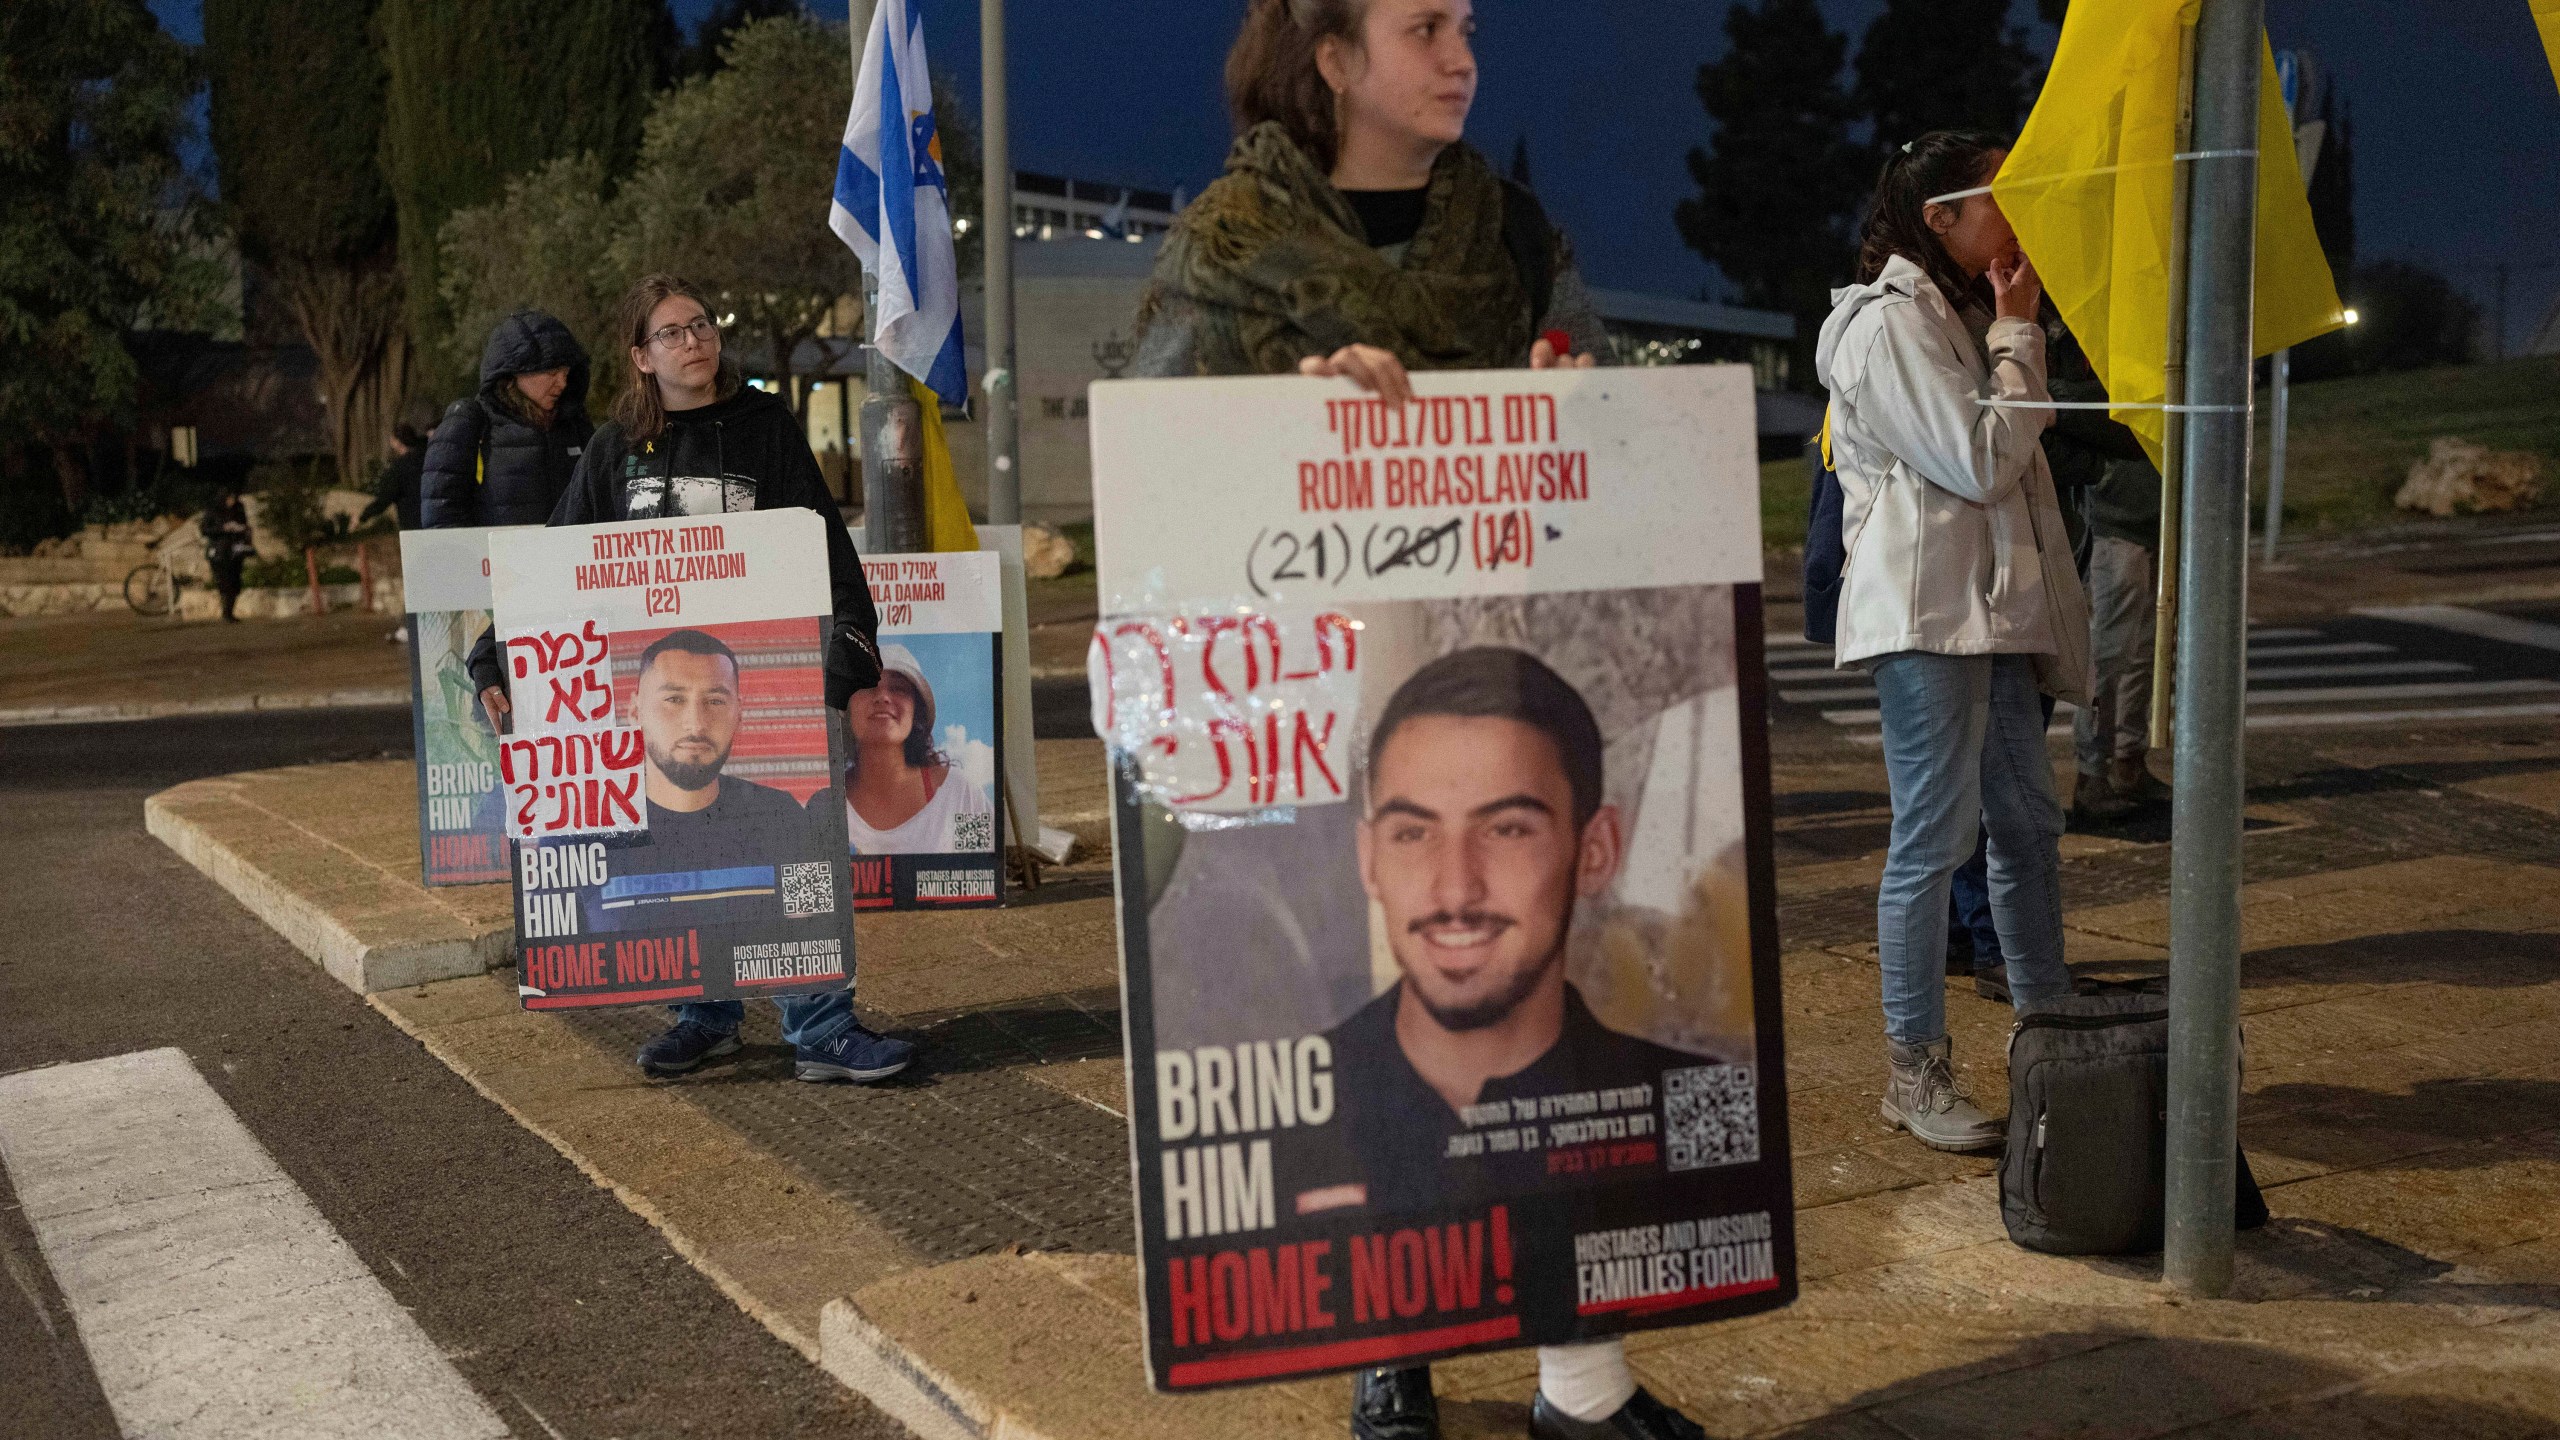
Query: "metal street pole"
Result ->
[[982, 0, 1021, 525], [2150, 21, 2199, 751], [860, 272, 928, 554], [843, 0, 924, 553], [2262, 346, 2288, 563], [2164, 0, 2263, 1299]]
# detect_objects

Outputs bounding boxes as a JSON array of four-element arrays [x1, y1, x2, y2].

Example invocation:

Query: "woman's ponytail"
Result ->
[[1855, 130, 2008, 309]]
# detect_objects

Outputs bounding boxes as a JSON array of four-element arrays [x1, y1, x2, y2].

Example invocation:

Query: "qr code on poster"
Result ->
[[952, 809, 994, 852], [780, 861, 835, 918], [1664, 1064, 1759, 1172]]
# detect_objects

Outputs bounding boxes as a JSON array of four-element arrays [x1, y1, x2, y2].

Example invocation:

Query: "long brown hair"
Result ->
[[1225, 0, 1372, 172], [610, 274, 740, 443], [1855, 130, 2006, 313], [486, 378, 554, 430]]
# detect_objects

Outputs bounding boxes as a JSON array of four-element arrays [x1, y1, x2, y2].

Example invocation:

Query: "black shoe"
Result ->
[[1944, 931, 1975, 977], [1351, 1365, 1438, 1440], [1530, 1386, 1710, 1440], [1972, 965, 2012, 1004], [635, 1019, 741, 1077]]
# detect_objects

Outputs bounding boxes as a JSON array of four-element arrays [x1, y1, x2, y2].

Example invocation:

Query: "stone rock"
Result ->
[[2394, 437, 2546, 517], [1021, 522, 1077, 580]]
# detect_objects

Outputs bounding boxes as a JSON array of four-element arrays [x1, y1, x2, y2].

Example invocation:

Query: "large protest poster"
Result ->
[[400, 526, 508, 886], [487, 509, 855, 1010], [1087, 366, 1792, 1390], [841, 549, 1005, 909]]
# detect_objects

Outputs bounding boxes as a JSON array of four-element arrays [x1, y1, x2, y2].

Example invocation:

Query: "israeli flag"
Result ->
[[828, 0, 967, 403]]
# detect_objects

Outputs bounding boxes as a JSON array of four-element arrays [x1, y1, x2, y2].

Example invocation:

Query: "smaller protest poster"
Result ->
[[399, 526, 508, 886], [839, 548, 1004, 910], [486, 509, 855, 1009]]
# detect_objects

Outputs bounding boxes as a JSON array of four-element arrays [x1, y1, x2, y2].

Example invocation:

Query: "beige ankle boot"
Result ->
[[1883, 1037, 2002, 1152]]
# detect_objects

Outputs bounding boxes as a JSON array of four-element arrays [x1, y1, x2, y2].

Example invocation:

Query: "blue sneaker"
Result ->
[[636, 1019, 740, 1078], [794, 1024, 914, 1083]]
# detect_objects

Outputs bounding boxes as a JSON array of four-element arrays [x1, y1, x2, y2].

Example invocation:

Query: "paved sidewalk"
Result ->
[[149, 719, 2560, 1437]]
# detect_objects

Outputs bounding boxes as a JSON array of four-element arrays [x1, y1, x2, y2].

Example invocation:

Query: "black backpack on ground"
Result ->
[[2001, 989, 2270, 1255]]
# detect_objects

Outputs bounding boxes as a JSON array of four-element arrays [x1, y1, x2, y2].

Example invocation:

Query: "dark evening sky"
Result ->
[[152, 0, 2560, 350]]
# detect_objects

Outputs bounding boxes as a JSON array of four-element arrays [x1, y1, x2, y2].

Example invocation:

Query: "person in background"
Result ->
[[471, 274, 904, 1088], [1954, 309, 2124, 1000], [2046, 338, 2166, 823], [1813, 130, 2090, 1153], [421, 310, 593, 529], [1133, 5, 1707, 1439], [361, 422, 429, 531], [199, 486, 254, 624]]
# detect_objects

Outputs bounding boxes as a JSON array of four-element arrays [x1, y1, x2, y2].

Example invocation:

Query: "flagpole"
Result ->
[[847, 0, 926, 554], [2164, 0, 2264, 1300], [982, 0, 1021, 525]]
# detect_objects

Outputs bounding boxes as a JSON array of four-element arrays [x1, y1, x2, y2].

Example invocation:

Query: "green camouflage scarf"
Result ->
[[1134, 122, 1533, 377]]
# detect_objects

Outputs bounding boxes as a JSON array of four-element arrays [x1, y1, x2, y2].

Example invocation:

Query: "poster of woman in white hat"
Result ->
[[835, 551, 1007, 909]]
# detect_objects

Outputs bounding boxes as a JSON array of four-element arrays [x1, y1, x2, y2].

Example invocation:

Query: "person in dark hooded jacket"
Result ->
[[420, 309, 595, 528]]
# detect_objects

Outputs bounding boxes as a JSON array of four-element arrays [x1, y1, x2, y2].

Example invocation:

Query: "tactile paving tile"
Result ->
[[559, 992, 1136, 1261]]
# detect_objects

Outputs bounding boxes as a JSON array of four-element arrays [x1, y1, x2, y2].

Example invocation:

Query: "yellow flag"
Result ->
[[2535, 0, 2560, 92], [1995, 0, 2344, 470], [908, 376, 979, 553]]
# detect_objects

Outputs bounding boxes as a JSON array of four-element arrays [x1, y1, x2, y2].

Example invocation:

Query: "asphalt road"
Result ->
[[0, 708, 904, 1440]]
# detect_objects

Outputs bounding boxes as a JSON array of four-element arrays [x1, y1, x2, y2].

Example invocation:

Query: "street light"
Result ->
[[2342, 307, 2361, 325]]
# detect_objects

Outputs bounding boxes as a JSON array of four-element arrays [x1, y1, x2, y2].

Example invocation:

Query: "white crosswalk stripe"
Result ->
[[1769, 607, 2559, 743], [0, 1049, 510, 1440]]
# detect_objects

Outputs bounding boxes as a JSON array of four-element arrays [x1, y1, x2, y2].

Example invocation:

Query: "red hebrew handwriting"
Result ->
[[499, 726, 647, 839], [1088, 608, 1362, 814]]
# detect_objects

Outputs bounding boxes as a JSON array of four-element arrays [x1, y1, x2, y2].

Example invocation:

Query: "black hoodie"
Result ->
[[421, 310, 595, 528], [465, 385, 881, 709]]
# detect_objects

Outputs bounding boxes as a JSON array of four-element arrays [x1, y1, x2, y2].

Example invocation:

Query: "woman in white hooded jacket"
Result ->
[[1814, 130, 2092, 1155]]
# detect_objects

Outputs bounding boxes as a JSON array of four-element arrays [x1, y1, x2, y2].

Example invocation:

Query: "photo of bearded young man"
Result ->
[[1288, 646, 1725, 1220], [615, 628, 814, 879]]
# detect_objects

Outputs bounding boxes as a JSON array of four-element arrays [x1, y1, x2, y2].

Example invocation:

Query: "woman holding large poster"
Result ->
[[471, 274, 912, 1088], [1128, 3, 1708, 1437]]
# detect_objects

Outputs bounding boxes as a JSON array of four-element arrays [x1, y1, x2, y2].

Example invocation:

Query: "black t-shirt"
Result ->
[[1283, 981, 1724, 1220], [1343, 187, 1430, 249], [571, 775, 818, 933], [614, 775, 813, 875]]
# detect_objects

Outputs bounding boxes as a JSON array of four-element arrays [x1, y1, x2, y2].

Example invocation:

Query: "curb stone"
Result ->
[[145, 776, 510, 994], [0, 687, 411, 728]]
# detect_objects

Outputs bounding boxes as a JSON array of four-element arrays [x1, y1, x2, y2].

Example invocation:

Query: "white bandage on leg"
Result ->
[[1536, 1338, 1637, 1423]]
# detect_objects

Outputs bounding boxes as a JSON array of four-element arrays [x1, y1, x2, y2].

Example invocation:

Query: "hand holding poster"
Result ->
[[1089, 365, 1791, 1390], [487, 510, 856, 1009], [839, 549, 1005, 909], [400, 527, 510, 885]]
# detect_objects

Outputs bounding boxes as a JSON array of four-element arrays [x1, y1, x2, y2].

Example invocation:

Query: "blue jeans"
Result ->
[[1871, 651, 2072, 1044], [1950, 692, 2061, 972], [676, 990, 857, 1050], [1950, 836, 2001, 969]]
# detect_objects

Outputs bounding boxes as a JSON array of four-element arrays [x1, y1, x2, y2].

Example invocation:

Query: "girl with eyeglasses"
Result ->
[[468, 273, 909, 1088]]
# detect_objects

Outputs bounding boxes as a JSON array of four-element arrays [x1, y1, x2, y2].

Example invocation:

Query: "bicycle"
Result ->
[[124, 533, 208, 618]]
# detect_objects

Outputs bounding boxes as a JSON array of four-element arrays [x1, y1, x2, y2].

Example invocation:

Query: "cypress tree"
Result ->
[[1854, 0, 2036, 152], [377, 0, 669, 395], [205, 0, 410, 486], [1675, 0, 1865, 390]]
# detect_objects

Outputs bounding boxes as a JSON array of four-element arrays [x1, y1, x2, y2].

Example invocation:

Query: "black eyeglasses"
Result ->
[[646, 317, 720, 350]]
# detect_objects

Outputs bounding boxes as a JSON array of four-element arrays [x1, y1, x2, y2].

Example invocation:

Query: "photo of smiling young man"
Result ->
[[1291, 646, 1727, 1219]]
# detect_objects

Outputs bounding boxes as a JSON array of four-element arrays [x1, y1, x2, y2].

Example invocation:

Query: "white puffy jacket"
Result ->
[[1814, 254, 2090, 706]]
